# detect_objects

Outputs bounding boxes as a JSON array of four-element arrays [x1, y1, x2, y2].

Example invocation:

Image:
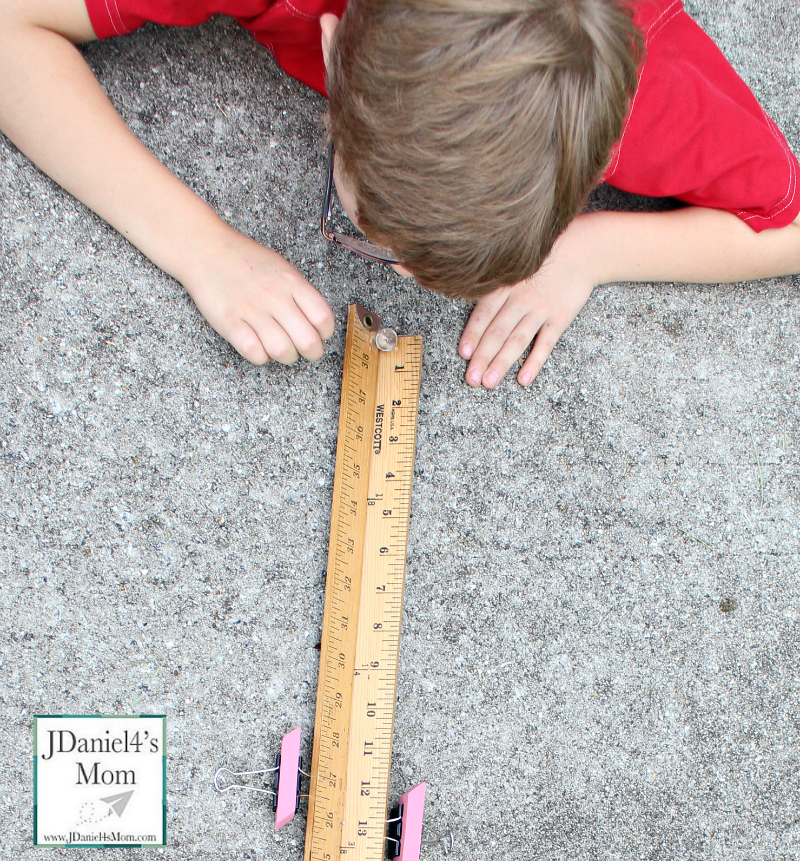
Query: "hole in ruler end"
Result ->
[[356, 303, 382, 332]]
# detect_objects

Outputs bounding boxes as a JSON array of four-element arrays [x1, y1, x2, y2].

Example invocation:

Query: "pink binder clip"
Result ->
[[274, 727, 302, 829], [387, 782, 426, 861], [214, 727, 306, 831], [386, 783, 453, 859]]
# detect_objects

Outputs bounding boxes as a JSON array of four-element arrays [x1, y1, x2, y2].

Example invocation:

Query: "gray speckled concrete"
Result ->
[[1, 2, 799, 858]]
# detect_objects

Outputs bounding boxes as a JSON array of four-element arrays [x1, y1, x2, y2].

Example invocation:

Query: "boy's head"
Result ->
[[325, 0, 642, 299]]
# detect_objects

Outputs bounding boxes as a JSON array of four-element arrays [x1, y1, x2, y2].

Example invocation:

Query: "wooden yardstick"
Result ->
[[304, 304, 422, 861]]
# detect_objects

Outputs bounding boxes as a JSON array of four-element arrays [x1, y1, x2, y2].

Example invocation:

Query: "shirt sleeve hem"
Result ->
[[734, 112, 800, 233], [84, 0, 133, 39], [735, 196, 800, 232]]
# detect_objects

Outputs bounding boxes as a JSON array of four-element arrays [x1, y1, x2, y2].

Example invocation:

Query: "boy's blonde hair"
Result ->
[[327, 0, 643, 299]]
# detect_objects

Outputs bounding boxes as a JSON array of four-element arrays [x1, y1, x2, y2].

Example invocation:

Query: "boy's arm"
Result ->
[[0, 0, 334, 364], [459, 207, 800, 388]]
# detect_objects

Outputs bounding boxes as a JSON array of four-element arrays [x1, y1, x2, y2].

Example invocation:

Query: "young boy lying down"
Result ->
[[1, 0, 798, 388]]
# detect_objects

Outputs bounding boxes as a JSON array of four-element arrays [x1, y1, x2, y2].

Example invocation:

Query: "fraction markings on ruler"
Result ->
[[305, 305, 422, 861]]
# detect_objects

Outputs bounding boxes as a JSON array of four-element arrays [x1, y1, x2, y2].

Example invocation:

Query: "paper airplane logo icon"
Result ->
[[100, 790, 134, 818]]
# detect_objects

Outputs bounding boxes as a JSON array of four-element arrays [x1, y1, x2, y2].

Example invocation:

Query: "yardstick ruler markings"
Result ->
[[305, 305, 422, 861]]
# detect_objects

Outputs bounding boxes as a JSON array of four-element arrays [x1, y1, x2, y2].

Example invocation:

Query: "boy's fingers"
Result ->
[[465, 323, 517, 385], [227, 320, 271, 365], [518, 324, 560, 386], [465, 302, 535, 386], [293, 284, 335, 341], [279, 303, 326, 362], [480, 317, 540, 388], [458, 288, 510, 359], [247, 315, 300, 365]]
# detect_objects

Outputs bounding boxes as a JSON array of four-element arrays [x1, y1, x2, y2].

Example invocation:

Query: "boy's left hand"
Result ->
[[458, 217, 596, 388]]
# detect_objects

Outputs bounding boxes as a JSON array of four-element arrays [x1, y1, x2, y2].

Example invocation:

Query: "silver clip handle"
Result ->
[[214, 766, 277, 796], [423, 831, 455, 854], [386, 828, 455, 856]]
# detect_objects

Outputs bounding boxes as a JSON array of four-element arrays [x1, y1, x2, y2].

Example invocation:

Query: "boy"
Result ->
[[1, 0, 799, 389]]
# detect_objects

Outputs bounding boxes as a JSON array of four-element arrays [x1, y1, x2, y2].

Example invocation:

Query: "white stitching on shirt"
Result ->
[[736, 112, 797, 224], [110, 0, 131, 34], [604, 78, 640, 178], [283, 0, 318, 22], [646, 3, 682, 45], [102, 0, 122, 36]]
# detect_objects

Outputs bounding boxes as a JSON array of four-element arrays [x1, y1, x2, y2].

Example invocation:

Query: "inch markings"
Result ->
[[305, 306, 422, 861]]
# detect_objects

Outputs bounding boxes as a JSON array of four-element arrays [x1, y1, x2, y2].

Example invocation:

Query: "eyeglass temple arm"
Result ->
[[320, 141, 401, 265]]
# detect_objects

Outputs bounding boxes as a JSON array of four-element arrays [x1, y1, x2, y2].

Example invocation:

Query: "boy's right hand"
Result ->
[[180, 227, 335, 366], [0, 1, 333, 369]]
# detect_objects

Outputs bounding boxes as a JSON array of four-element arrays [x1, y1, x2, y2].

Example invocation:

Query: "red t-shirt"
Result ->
[[85, 0, 800, 232], [603, 0, 799, 230], [84, 0, 346, 97]]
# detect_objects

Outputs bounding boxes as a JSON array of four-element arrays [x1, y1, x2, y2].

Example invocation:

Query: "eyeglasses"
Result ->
[[320, 142, 400, 265]]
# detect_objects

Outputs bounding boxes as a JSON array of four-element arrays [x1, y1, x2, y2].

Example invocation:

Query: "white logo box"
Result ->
[[34, 715, 166, 848]]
